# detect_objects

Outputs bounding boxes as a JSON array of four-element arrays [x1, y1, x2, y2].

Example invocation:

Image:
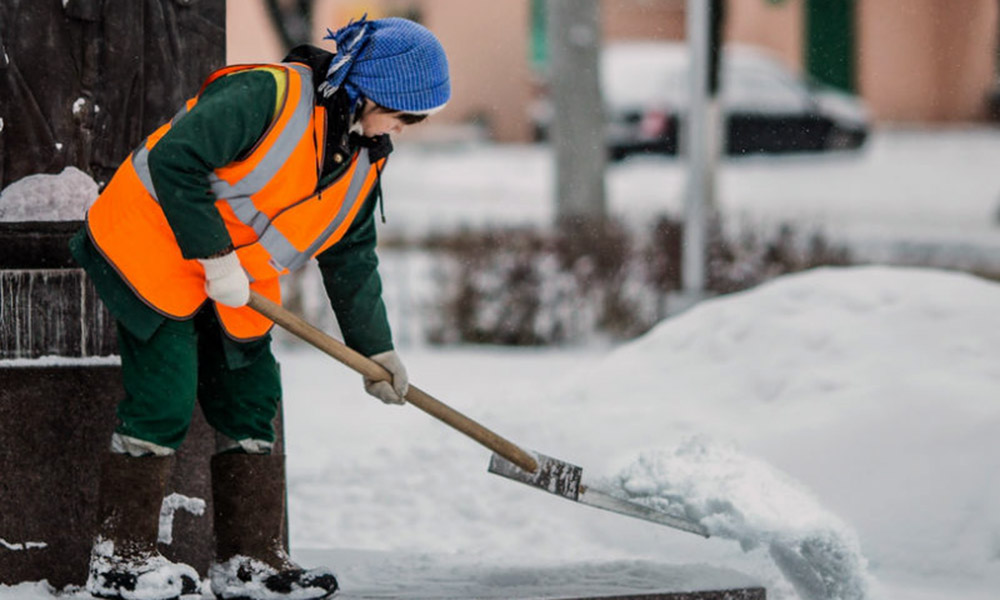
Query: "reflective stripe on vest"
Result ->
[[131, 64, 314, 208], [129, 104, 194, 200], [132, 149, 371, 282], [255, 149, 372, 274], [132, 143, 156, 200], [210, 65, 314, 206]]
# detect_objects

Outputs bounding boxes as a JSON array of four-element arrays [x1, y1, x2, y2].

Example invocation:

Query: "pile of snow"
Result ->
[[558, 266, 1000, 598], [0, 167, 98, 221], [608, 438, 869, 600]]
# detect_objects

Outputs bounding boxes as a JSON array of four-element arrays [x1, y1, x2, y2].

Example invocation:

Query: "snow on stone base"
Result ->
[[0, 167, 98, 222]]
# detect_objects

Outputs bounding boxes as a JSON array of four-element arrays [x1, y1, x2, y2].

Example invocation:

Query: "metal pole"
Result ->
[[682, 0, 717, 301], [548, 0, 607, 223]]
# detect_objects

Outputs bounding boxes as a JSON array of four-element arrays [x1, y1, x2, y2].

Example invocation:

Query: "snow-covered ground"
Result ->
[[273, 266, 1000, 600], [9, 266, 996, 599]]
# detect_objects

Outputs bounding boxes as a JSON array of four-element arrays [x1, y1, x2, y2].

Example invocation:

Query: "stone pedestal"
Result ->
[[0, 222, 116, 359], [0, 366, 221, 588], [0, 221, 284, 588], [2, 0, 232, 586]]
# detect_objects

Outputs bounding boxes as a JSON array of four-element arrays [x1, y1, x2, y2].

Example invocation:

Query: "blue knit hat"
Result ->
[[321, 16, 450, 114]]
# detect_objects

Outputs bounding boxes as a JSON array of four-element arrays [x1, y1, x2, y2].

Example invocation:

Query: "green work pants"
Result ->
[[114, 307, 282, 450]]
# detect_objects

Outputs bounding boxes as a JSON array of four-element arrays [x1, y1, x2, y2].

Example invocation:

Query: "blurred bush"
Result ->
[[421, 218, 852, 346]]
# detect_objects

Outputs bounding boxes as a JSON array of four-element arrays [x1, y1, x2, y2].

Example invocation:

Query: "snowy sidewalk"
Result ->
[[276, 267, 1000, 600], [296, 549, 762, 599]]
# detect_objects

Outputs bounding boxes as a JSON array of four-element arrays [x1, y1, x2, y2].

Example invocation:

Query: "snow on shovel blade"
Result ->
[[488, 451, 710, 538]]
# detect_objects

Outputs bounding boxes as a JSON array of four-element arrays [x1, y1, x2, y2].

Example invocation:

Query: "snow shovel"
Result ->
[[248, 291, 709, 538]]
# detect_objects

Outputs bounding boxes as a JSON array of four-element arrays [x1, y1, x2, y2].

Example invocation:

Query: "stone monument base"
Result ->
[[0, 364, 284, 588]]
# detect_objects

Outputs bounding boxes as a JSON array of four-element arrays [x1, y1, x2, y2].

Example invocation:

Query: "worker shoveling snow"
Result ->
[[606, 436, 869, 600]]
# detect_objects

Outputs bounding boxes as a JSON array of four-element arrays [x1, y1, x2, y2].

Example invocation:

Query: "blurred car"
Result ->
[[535, 42, 870, 160], [988, 79, 1000, 122]]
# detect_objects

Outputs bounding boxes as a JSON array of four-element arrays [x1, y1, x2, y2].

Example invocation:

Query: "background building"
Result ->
[[227, 0, 999, 142]]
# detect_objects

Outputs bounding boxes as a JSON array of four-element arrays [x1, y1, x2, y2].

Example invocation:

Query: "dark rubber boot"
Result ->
[[209, 453, 338, 599], [86, 453, 200, 600]]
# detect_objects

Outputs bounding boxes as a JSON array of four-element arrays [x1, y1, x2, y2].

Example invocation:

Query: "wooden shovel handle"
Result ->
[[248, 291, 539, 474]]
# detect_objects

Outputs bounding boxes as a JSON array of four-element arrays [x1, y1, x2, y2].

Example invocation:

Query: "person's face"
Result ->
[[359, 100, 412, 137]]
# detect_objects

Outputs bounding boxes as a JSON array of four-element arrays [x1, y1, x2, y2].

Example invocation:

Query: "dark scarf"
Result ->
[[282, 45, 392, 222], [282, 45, 393, 172]]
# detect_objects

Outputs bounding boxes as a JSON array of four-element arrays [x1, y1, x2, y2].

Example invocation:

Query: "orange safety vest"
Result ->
[[86, 62, 386, 341]]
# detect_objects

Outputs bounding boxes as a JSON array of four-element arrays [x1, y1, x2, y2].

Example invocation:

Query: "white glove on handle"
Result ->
[[198, 252, 250, 308], [364, 350, 409, 405]]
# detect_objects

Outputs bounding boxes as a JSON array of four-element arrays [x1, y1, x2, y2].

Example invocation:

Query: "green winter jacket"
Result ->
[[70, 53, 393, 362]]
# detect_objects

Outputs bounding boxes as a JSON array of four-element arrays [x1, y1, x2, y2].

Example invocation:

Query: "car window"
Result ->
[[599, 43, 817, 115], [601, 44, 685, 109], [723, 66, 811, 113], [603, 66, 675, 109]]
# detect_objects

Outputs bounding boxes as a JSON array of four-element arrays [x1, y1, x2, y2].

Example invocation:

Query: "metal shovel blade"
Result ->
[[488, 450, 584, 500], [489, 451, 710, 538]]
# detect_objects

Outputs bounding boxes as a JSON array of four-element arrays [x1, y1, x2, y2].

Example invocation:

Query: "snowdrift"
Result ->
[[566, 266, 1000, 598]]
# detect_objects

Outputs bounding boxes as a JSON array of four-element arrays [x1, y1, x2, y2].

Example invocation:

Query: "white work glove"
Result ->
[[198, 252, 250, 307], [364, 350, 409, 405]]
